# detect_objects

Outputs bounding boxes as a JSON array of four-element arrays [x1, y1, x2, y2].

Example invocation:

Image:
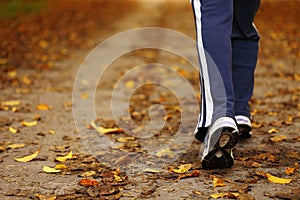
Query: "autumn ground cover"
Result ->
[[0, 0, 299, 199]]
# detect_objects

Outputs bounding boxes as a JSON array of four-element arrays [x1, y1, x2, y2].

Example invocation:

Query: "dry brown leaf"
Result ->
[[79, 178, 99, 187], [14, 150, 39, 162], [21, 120, 37, 127], [266, 173, 292, 184], [213, 176, 227, 187], [270, 135, 287, 142], [143, 168, 162, 173], [176, 170, 200, 181], [286, 163, 298, 175], [80, 171, 96, 177], [169, 164, 192, 174]]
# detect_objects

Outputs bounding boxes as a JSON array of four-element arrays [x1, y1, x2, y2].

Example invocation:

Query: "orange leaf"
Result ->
[[79, 178, 98, 187], [213, 176, 227, 187], [36, 104, 51, 110]]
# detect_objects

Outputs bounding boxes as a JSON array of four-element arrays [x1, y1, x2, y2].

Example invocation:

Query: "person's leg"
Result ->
[[232, 0, 260, 137], [191, 0, 235, 137], [191, 0, 238, 169]]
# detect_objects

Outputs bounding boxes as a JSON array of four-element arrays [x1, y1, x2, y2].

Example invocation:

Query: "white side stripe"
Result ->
[[192, 0, 214, 128]]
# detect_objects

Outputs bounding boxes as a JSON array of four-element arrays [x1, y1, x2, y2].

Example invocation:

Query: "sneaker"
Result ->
[[201, 117, 238, 169], [235, 115, 252, 139]]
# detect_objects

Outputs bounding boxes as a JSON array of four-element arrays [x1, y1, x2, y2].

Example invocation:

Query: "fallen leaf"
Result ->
[[48, 129, 55, 134], [8, 127, 18, 134], [125, 80, 135, 88], [210, 192, 239, 199], [156, 148, 174, 158], [114, 174, 126, 182], [286, 163, 298, 175], [79, 178, 98, 187], [36, 104, 51, 110], [268, 128, 278, 133], [21, 120, 38, 127], [80, 171, 96, 177], [143, 168, 162, 173], [213, 176, 227, 187], [43, 166, 61, 173], [270, 135, 287, 142], [266, 173, 292, 184], [55, 164, 67, 169], [176, 170, 200, 181], [35, 194, 57, 200], [55, 151, 73, 162], [170, 164, 192, 174], [7, 143, 26, 149], [116, 137, 136, 142], [252, 122, 263, 128], [38, 40, 49, 49], [14, 150, 39, 162], [80, 93, 89, 99], [90, 121, 123, 134], [286, 167, 296, 175], [1, 100, 21, 106]]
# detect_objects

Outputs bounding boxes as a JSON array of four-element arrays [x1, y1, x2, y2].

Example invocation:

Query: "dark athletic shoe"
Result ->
[[201, 117, 238, 169], [235, 115, 252, 139]]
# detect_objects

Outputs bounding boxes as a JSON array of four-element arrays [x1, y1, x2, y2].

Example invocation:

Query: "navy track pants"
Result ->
[[191, 0, 260, 136]]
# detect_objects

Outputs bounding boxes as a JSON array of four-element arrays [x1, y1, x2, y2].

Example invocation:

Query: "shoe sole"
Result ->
[[238, 125, 252, 139], [202, 128, 238, 169]]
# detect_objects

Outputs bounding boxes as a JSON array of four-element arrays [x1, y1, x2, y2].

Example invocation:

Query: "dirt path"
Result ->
[[0, 1, 300, 200]]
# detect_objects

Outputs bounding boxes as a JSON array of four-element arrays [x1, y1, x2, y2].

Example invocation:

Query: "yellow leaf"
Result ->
[[36, 104, 51, 110], [270, 135, 287, 142], [268, 128, 278, 133], [90, 121, 123, 134], [14, 150, 39, 162], [114, 174, 126, 182], [48, 129, 55, 134], [213, 176, 227, 187], [1, 100, 21, 106], [55, 151, 73, 162], [43, 166, 61, 173], [116, 137, 135, 142], [80, 93, 89, 99], [170, 164, 192, 174], [210, 192, 239, 199], [55, 164, 67, 169], [8, 127, 18, 134], [21, 120, 37, 127], [7, 143, 26, 149], [125, 80, 135, 88], [156, 148, 174, 158], [266, 173, 292, 184], [252, 122, 263, 128]]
